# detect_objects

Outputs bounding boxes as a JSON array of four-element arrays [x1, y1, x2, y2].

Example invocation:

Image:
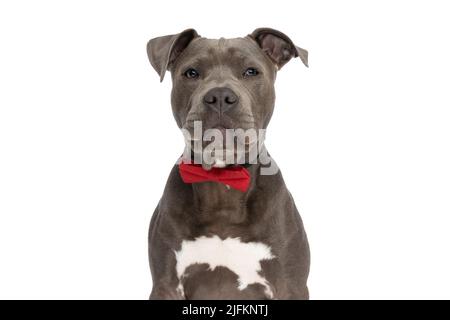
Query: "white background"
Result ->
[[0, 0, 449, 299]]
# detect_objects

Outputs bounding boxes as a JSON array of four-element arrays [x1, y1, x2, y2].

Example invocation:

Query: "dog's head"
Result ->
[[147, 28, 308, 166]]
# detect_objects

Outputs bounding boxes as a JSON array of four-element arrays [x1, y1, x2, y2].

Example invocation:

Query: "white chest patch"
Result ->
[[174, 235, 275, 298]]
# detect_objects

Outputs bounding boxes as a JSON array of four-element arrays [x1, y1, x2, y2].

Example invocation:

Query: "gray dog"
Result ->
[[146, 28, 310, 299]]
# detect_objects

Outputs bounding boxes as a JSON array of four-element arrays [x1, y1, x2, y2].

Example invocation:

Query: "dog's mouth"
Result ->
[[183, 123, 259, 145], [182, 121, 262, 170]]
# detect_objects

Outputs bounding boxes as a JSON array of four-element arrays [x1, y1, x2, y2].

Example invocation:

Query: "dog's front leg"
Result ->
[[150, 279, 184, 300], [149, 257, 185, 300], [148, 208, 185, 300]]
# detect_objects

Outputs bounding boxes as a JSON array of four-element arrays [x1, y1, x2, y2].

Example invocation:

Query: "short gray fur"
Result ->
[[146, 28, 310, 299]]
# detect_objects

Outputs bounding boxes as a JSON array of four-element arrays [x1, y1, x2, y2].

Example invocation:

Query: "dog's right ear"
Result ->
[[147, 29, 199, 82]]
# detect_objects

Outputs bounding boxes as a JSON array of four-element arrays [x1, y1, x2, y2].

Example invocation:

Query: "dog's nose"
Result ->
[[203, 87, 238, 113]]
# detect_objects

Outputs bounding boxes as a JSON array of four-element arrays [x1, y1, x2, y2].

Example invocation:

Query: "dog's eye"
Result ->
[[184, 68, 200, 79], [243, 67, 259, 77]]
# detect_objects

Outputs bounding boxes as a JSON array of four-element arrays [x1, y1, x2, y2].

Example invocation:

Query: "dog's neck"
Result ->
[[190, 163, 260, 225]]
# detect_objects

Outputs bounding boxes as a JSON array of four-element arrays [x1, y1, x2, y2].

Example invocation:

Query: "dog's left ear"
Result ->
[[249, 28, 308, 69], [147, 28, 199, 82]]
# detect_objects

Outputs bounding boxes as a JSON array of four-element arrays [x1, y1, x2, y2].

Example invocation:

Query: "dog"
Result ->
[[146, 28, 310, 299]]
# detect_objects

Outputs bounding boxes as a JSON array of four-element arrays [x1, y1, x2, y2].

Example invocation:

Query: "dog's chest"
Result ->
[[174, 235, 276, 298]]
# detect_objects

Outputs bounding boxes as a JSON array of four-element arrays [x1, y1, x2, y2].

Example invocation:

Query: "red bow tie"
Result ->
[[178, 162, 251, 192]]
